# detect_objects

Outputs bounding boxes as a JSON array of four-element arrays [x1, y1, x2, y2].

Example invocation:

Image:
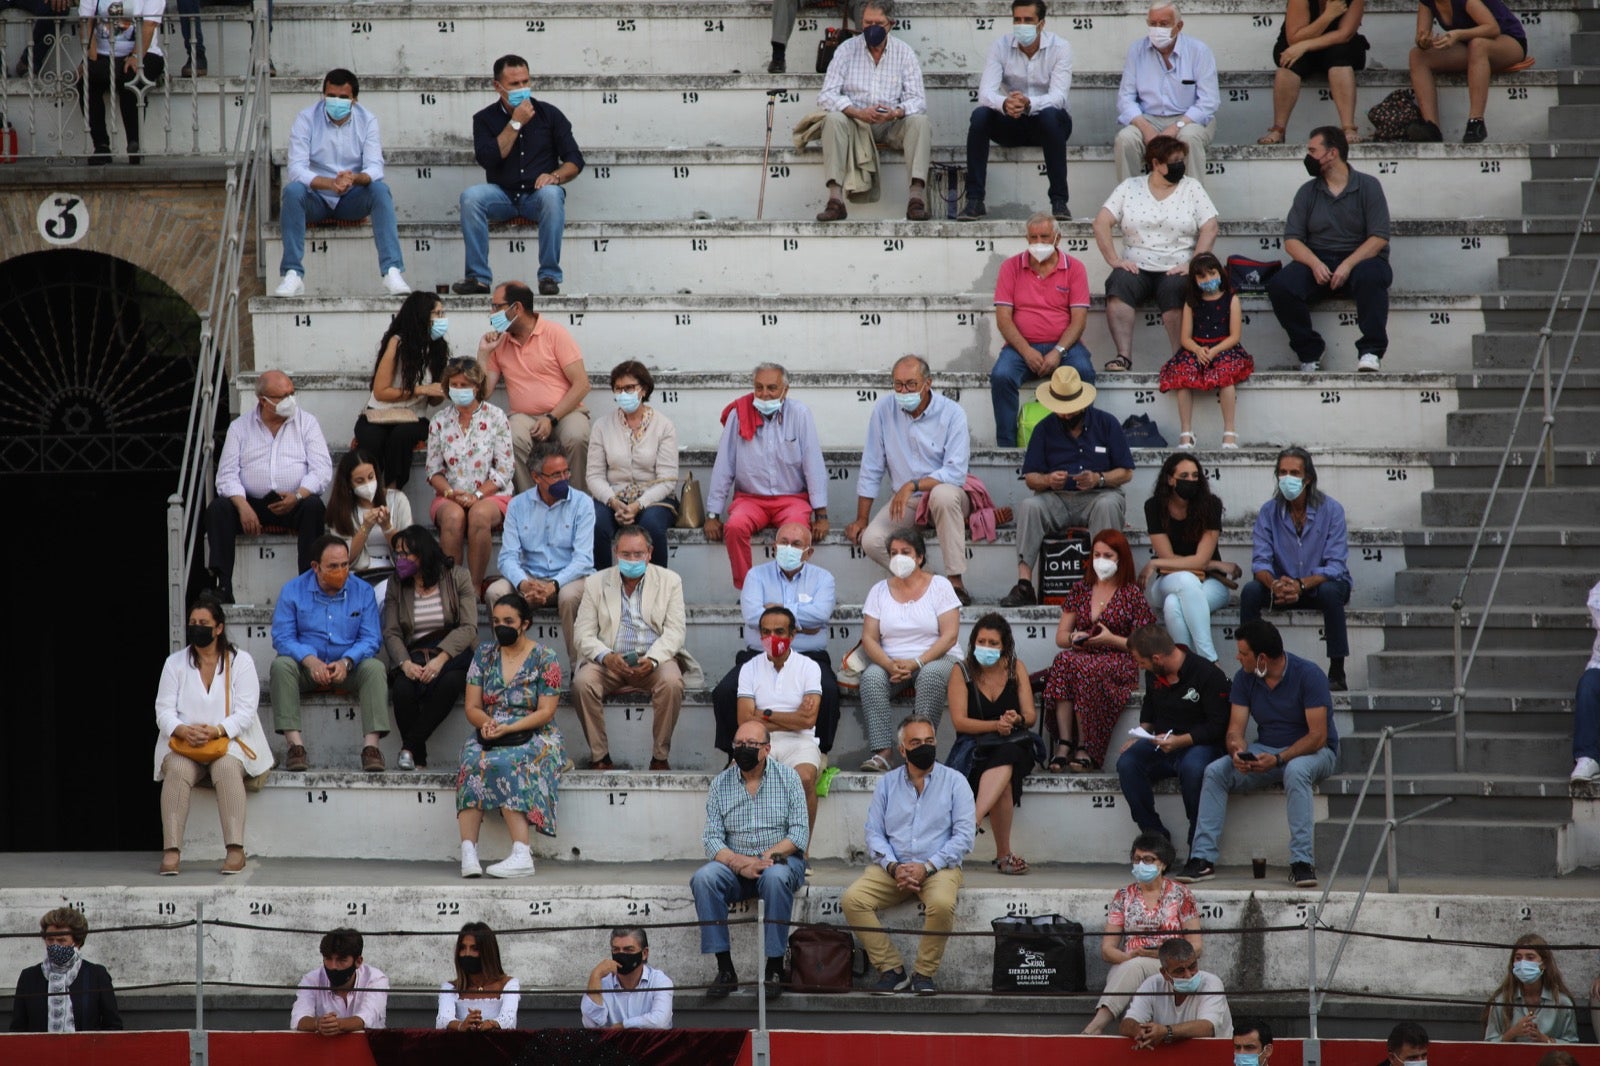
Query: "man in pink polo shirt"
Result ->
[[988, 212, 1096, 446], [480, 279, 592, 492]]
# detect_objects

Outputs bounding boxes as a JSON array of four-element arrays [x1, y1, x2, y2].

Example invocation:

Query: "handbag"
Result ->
[[1367, 88, 1421, 141], [815, 6, 856, 74], [168, 654, 258, 765], [675, 471, 705, 529], [991, 913, 1086, 992], [1225, 255, 1282, 293], [477, 726, 529, 749], [787, 924, 859, 992], [361, 406, 421, 425], [834, 641, 869, 692]]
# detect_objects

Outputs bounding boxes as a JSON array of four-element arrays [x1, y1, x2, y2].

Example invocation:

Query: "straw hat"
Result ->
[[1034, 366, 1097, 415]]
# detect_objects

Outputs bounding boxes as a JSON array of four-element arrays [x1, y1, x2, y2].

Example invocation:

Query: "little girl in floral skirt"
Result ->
[[1159, 252, 1254, 450]]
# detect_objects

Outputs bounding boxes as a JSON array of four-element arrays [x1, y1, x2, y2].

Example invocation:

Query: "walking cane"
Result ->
[[758, 88, 781, 220]]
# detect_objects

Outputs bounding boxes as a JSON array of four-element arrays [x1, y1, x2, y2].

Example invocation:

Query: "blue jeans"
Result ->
[[964, 105, 1072, 205], [1117, 739, 1223, 846], [1575, 668, 1600, 762], [1239, 577, 1351, 660], [690, 856, 807, 959], [279, 181, 403, 278], [593, 498, 674, 569], [1189, 743, 1339, 865], [174, 0, 205, 64], [990, 340, 1095, 446], [460, 183, 566, 285], [1151, 572, 1231, 663]]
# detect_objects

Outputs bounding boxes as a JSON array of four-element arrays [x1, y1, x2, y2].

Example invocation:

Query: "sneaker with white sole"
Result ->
[[1572, 756, 1600, 783], [396, 749, 415, 771], [274, 270, 304, 297], [1298, 359, 1321, 373], [460, 840, 483, 879], [486, 843, 535, 878], [1357, 353, 1382, 372], [382, 267, 412, 295]]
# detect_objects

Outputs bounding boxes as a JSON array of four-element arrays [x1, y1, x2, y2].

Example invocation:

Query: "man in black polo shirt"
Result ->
[[454, 54, 585, 298], [1001, 365, 1134, 606], [1266, 125, 1391, 374], [1117, 625, 1231, 846]]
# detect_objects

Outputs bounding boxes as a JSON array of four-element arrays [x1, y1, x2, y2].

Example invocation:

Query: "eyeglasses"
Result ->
[[732, 742, 769, 752], [892, 379, 923, 393]]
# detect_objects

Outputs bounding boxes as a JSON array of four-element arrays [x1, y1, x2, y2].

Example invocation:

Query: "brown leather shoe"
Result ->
[[649, 758, 671, 771], [284, 744, 309, 772], [815, 198, 847, 222], [588, 756, 616, 771], [361, 745, 385, 773], [905, 196, 930, 221], [158, 850, 181, 876]]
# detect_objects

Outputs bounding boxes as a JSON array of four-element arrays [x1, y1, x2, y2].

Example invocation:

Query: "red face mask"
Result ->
[[763, 634, 792, 660], [319, 568, 349, 593]]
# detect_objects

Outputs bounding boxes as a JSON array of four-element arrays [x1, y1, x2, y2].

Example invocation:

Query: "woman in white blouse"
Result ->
[[586, 360, 680, 569], [1092, 134, 1220, 372], [857, 527, 963, 772], [153, 595, 273, 876], [436, 922, 520, 1031], [325, 448, 414, 603]]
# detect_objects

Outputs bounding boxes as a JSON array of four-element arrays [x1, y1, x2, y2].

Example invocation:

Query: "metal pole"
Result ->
[[757, 92, 778, 221], [1383, 738, 1398, 894], [168, 494, 187, 652], [752, 898, 771, 1066], [1306, 895, 1318, 1041], [1451, 603, 1465, 773], [192, 900, 207, 1066], [1541, 332, 1555, 487]]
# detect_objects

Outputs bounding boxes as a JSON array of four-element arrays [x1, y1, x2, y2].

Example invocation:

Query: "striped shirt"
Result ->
[[214, 406, 333, 501], [817, 34, 926, 115], [410, 587, 445, 636], [702, 760, 810, 858]]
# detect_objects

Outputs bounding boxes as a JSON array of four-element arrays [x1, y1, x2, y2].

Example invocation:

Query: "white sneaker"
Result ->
[[1572, 756, 1600, 783], [382, 267, 412, 295], [1298, 359, 1321, 373], [274, 270, 304, 297], [1357, 353, 1382, 372], [460, 841, 482, 879], [486, 843, 535, 878]]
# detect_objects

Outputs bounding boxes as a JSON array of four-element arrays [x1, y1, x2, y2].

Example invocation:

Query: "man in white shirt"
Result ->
[[738, 607, 824, 837], [206, 369, 333, 603], [962, 0, 1074, 221], [80, 0, 164, 165], [1113, 0, 1221, 183], [290, 928, 388, 1036], [580, 927, 674, 1030], [814, 0, 932, 221], [1120, 938, 1232, 1048], [276, 69, 410, 297]]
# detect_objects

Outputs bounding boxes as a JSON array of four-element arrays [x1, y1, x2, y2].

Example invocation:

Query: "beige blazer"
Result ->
[[573, 564, 703, 685]]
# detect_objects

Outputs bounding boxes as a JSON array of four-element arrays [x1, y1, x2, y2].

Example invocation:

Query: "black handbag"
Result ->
[[477, 725, 529, 749], [815, 8, 856, 73], [990, 913, 1086, 992]]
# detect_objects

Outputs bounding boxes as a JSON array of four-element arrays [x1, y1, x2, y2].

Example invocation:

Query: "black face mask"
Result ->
[[1174, 479, 1202, 501], [1164, 160, 1186, 183], [1303, 153, 1323, 178], [612, 952, 644, 975], [324, 964, 356, 989], [905, 745, 937, 771], [187, 624, 216, 648], [494, 625, 519, 647], [458, 955, 484, 976], [731, 746, 761, 772]]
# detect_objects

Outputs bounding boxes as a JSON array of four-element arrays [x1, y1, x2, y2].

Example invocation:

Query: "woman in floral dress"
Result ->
[[425, 357, 514, 592]]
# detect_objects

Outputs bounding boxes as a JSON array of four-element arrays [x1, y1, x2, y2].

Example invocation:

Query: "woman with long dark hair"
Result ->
[[948, 613, 1038, 874], [1140, 453, 1240, 663], [436, 922, 520, 1030], [382, 525, 477, 771], [326, 449, 414, 597], [353, 290, 450, 490]]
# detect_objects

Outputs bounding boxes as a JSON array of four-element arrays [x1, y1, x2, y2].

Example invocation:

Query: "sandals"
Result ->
[[1177, 431, 1196, 451], [1222, 431, 1240, 450], [996, 853, 1031, 875], [1066, 748, 1101, 773], [859, 752, 893, 773], [1257, 125, 1286, 145], [1342, 125, 1362, 144], [1047, 743, 1072, 773], [1103, 354, 1133, 373]]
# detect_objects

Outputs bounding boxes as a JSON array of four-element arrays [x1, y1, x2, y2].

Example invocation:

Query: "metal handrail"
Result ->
[[166, 6, 272, 649]]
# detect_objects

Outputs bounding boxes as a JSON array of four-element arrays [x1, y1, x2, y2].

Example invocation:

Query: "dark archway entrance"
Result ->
[[0, 249, 200, 851]]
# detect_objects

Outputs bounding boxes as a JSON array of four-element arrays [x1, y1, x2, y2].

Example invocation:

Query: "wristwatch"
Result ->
[[1175, 119, 1188, 129], [1054, 344, 1066, 355], [474, 489, 484, 500], [508, 119, 523, 131]]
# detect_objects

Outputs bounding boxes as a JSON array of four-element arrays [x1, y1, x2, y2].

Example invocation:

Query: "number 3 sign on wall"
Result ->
[[37, 192, 89, 246]]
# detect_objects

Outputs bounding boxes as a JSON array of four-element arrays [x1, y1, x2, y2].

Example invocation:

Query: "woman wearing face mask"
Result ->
[[353, 291, 451, 491], [383, 525, 477, 771], [1092, 135, 1219, 374], [152, 594, 273, 876], [426, 357, 514, 592], [586, 360, 679, 569], [436, 922, 520, 1030], [948, 614, 1038, 875], [10, 908, 121, 1032], [856, 528, 962, 772], [456, 594, 566, 879], [1482, 934, 1579, 1044], [326, 449, 414, 602], [1139, 454, 1241, 664], [1080, 833, 1202, 1034], [1044, 529, 1156, 772]]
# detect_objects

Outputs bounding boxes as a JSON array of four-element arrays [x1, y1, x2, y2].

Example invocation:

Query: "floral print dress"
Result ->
[[456, 641, 565, 836], [426, 401, 514, 496]]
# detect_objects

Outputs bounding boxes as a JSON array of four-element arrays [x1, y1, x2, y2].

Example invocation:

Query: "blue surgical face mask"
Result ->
[[753, 397, 783, 417], [506, 87, 532, 109], [1132, 861, 1161, 883], [1012, 23, 1039, 46], [324, 96, 353, 121], [1513, 960, 1544, 984], [862, 24, 889, 47], [449, 386, 476, 407], [1172, 973, 1204, 994], [618, 558, 648, 579], [614, 390, 641, 414], [973, 646, 1002, 667], [1278, 475, 1305, 501], [489, 309, 512, 333], [894, 390, 923, 413], [1235, 1054, 1261, 1066], [1198, 277, 1223, 294], [775, 544, 805, 572], [430, 318, 449, 340], [545, 478, 570, 502]]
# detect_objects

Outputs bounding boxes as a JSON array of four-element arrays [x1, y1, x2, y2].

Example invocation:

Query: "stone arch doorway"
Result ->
[[0, 248, 201, 851]]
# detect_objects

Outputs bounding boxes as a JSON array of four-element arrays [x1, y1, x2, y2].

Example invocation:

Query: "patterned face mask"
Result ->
[[46, 943, 76, 967]]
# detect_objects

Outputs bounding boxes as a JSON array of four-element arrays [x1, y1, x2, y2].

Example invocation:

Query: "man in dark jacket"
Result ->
[[11, 907, 121, 1032]]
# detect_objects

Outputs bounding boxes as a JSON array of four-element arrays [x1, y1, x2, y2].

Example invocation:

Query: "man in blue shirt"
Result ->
[[712, 522, 840, 757], [841, 714, 976, 995], [1173, 619, 1340, 889], [275, 70, 409, 299], [1003, 366, 1135, 606], [1241, 445, 1352, 690], [454, 54, 585, 298], [269, 535, 387, 772], [487, 442, 595, 669], [1113, 0, 1220, 184]]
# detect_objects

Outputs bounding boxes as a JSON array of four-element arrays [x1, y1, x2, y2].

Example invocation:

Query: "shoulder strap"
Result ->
[[224, 653, 232, 719]]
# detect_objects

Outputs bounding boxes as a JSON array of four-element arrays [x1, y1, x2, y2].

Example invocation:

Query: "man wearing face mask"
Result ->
[[10, 908, 121, 1032], [842, 714, 976, 995], [454, 53, 584, 297], [290, 928, 388, 1036], [581, 927, 673, 1030], [704, 362, 829, 589], [1241, 445, 1352, 689], [571, 524, 701, 771], [847, 355, 975, 604], [276, 69, 410, 299], [1174, 618, 1338, 888], [737, 607, 825, 838], [1114, 0, 1220, 184], [1379, 1021, 1430, 1065], [1233, 1020, 1275, 1066], [1002, 366, 1134, 606], [1121, 938, 1232, 1047], [1267, 125, 1393, 373], [988, 213, 1096, 446], [207, 369, 333, 604], [270, 536, 388, 773]]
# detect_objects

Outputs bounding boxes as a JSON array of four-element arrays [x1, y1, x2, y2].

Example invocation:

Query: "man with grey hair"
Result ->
[[1114, 0, 1220, 183], [704, 362, 829, 589], [1120, 937, 1233, 1047]]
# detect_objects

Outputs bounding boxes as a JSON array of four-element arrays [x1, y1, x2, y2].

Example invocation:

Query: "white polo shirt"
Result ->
[[737, 652, 823, 744]]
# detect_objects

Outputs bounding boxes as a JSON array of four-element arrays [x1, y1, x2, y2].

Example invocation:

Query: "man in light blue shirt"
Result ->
[[961, 0, 1074, 221], [277, 69, 409, 298], [846, 355, 974, 603], [269, 535, 388, 773], [1113, 1, 1220, 184], [487, 443, 595, 667], [580, 927, 673, 1030], [841, 715, 975, 995]]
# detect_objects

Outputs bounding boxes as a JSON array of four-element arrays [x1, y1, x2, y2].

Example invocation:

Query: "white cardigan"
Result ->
[[152, 647, 274, 779]]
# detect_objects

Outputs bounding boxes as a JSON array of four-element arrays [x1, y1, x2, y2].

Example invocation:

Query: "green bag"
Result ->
[[1018, 401, 1050, 449]]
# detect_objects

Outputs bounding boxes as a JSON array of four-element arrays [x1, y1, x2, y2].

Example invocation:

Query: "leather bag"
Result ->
[[675, 471, 705, 529], [787, 924, 857, 992], [168, 654, 258, 765]]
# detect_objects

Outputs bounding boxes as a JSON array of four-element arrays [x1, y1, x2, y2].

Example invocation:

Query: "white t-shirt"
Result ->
[[81, 0, 166, 60], [1099, 175, 1217, 272], [1124, 970, 1233, 1037], [863, 575, 962, 661], [738, 653, 823, 743]]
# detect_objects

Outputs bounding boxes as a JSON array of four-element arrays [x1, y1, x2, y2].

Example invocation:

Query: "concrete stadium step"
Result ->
[[1504, 214, 1600, 256], [1314, 813, 1585, 877], [1424, 447, 1600, 488], [260, 220, 1504, 296], [248, 293, 1493, 376], [1399, 526, 1600, 569], [1339, 730, 1573, 777], [276, 143, 1536, 224], [1471, 330, 1599, 370], [1391, 567, 1597, 608], [1495, 253, 1600, 290], [1343, 689, 1575, 731], [1483, 289, 1600, 331], [1444, 404, 1600, 446], [1524, 177, 1600, 214], [1421, 485, 1600, 525], [239, 368, 1464, 451], [1365, 647, 1585, 690], [1551, 104, 1600, 138]]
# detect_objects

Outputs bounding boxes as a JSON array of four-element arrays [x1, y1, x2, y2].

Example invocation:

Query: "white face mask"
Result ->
[[1254, 657, 1269, 679], [272, 394, 298, 418], [1027, 242, 1057, 262], [353, 480, 378, 501], [1092, 557, 1119, 581], [888, 554, 918, 579], [1147, 25, 1174, 47]]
